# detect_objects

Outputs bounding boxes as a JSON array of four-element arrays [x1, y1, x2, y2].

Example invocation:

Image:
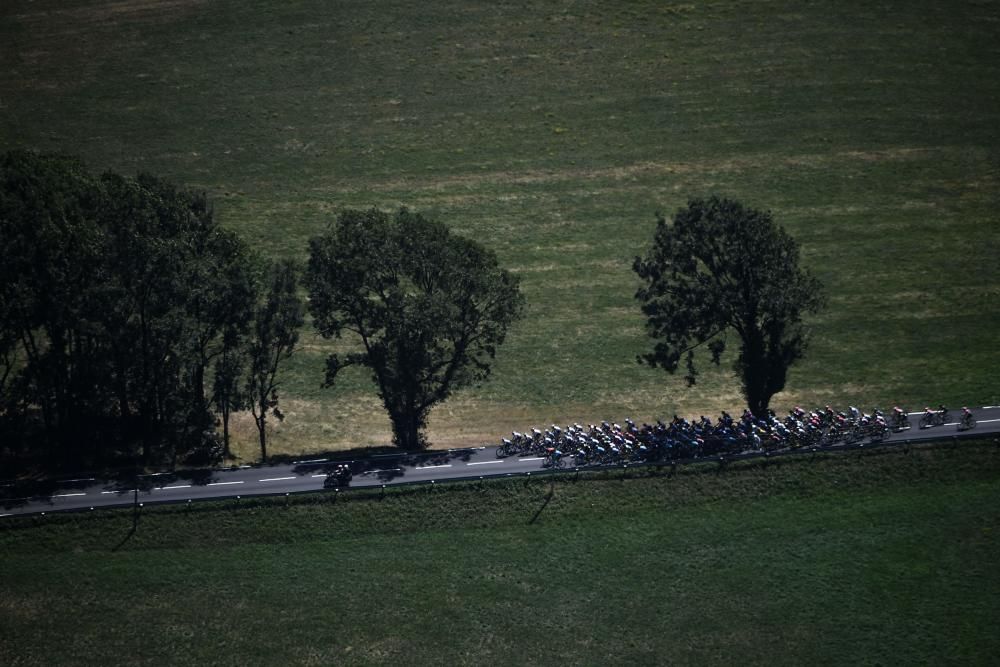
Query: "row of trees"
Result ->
[[0, 151, 527, 468], [0, 151, 302, 469], [1, 149, 824, 472], [302, 199, 823, 452]]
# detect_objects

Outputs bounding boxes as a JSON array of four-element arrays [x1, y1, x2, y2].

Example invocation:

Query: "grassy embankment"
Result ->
[[2, 0, 998, 458], [2, 440, 1000, 665]]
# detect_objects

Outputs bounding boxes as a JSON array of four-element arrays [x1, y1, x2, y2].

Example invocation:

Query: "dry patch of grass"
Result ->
[[11, 0, 206, 24], [326, 147, 951, 196]]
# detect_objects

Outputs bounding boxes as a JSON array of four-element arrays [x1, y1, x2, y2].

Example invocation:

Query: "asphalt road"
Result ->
[[3, 406, 999, 518]]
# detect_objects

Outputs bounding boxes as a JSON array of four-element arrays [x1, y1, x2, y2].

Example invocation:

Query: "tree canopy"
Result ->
[[0, 150, 297, 471], [633, 196, 825, 417], [306, 208, 524, 450]]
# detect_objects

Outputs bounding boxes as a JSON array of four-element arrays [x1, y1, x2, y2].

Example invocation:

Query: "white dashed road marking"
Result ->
[[518, 457, 545, 462], [54, 493, 86, 498], [259, 477, 296, 482], [157, 485, 191, 490], [467, 460, 504, 465], [208, 481, 244, 486], [417, 464, 452, 469]]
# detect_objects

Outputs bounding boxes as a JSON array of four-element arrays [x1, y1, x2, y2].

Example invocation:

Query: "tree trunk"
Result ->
[[256, 406, 268, 461], [389, 407, 427, 451], [221, 404, 232, 460], [740, 327, 772, 419]]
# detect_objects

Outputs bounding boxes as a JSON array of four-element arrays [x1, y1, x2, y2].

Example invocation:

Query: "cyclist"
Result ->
[[545, 446, 563, 468], [935, 405, 950, 426], [959, 407, 976, 430]]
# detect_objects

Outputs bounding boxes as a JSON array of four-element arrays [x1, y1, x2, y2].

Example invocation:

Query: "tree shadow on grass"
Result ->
[[111, 494, 141, 552], [528, 478, 555, 525], [112, 522, 137, 551]]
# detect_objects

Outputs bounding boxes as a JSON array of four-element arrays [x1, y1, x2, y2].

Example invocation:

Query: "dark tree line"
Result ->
[[0, 151, 302, 470]]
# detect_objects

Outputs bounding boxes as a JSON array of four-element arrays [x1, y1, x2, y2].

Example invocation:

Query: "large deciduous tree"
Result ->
[[306, 208, 525, 450], [633, 196, 825, 417]]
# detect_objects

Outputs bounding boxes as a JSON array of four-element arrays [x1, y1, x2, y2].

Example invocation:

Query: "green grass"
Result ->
[[2, 0, 999, 457], [3, 441, 1000, 665]]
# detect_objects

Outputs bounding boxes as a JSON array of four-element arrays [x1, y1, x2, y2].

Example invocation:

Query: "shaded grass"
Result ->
[[2, 441, 1000, 665], [2, 0, 999, 455]]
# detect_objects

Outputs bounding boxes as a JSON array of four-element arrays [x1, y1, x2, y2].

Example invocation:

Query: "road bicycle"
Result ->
[[543, 448, 566, 469], [919, 408, 949, 428], [494, 400, 965, 470], [890, 410, 910, 431], [868, 422, 891, 443]]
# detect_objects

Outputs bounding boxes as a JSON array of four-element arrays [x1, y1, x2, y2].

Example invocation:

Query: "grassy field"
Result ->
[[2, 0, 999, 457], [2, 441, 1000, 665]]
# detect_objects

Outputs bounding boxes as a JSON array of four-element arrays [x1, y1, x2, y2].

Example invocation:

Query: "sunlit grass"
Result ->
[[2, 0, 998, 456]]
